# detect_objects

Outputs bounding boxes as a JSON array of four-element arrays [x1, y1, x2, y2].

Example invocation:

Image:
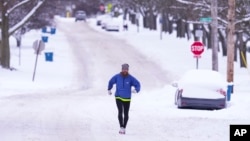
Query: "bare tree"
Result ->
[[0, 0, 45, 69]]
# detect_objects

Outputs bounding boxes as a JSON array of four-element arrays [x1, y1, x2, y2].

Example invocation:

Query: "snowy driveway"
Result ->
[[0, 18, 249, 141]]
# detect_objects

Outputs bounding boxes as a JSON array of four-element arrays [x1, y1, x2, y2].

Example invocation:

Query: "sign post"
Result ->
[[191, 41, 204, 69], [32, 40, 45, 81]]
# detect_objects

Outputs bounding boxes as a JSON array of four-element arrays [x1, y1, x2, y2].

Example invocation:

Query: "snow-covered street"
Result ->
[[56, 18, 174, 91], [1, 17, 176, 141], [0, 16, 250, 141]]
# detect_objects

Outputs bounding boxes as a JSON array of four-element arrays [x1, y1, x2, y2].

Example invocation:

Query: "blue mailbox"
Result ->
[[45, 52, 53, 62]]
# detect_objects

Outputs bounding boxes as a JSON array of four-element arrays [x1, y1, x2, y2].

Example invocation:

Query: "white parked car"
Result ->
[[172, 69, 227, 110], [100, 18, 109, 29], [104, 18, 120, 32], [96, 15, 108, 27]]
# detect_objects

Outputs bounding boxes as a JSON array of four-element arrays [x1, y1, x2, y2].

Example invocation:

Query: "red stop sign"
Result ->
[[191, 41, 204, 56]]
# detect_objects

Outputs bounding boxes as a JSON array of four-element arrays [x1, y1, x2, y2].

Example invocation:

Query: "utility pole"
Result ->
[[227, 0, 235, 83], [211, 0, 219, 71]]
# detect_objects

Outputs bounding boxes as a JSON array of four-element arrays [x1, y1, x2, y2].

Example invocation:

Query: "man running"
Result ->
[[107, 63, 141, 134]]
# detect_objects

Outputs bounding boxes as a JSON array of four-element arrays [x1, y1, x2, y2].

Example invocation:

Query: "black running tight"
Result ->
[[116, 99, 130, 128]]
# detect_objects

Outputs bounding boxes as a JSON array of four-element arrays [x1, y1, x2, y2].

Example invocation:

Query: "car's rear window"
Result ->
[[76, 11, 85, 14]]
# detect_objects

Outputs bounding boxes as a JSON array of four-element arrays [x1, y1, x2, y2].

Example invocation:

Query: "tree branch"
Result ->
[[8, 1, 45, 35], [7, 0, 31, 15]]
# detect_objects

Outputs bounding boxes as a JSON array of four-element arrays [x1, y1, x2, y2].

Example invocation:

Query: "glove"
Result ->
[[132, 89, 137, 93], [108, 90, 112, 95]]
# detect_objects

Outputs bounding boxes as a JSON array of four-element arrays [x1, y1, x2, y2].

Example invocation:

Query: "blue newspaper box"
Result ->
[[51, 28, 56, 34], [42, 36, 48, 43], [42, 27, 47, 33], [45, 52, 53, 62]]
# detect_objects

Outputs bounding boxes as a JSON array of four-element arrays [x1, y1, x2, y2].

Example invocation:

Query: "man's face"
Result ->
[[121, 69, 128, 76]]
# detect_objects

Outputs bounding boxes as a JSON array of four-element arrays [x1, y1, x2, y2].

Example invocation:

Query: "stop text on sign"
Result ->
[[191, 45, 204, 52], [191, 41, 204, 57]]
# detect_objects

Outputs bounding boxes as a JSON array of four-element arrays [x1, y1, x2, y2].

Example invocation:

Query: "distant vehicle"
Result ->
[[105, 21, 120, 31], [172, 69, 227, 110], [96, 15, 120, 31], [100, 16, 111, 29], [105, 18, 120, 32], [75, 10, 86, 22]]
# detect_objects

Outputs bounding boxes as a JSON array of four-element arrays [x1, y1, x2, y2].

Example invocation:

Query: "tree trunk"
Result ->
[[227, 0, 235, 83], [177, 19, 186, 38], [129, 13, 136, 24], [211, 0, 219, 71], [148, 8, 156, 30], [161, 12, 169, 32], [176, 19, 181, 38], [161, 13, 174, 34], [218, 29, 227, 56], [152, 15, 157, 30], [202, 25, 209, 48], [0, 2, 11, 68], [185, 22, 191, 40], [180, 20, 186, 38], [206, 25, 212, 49], [143, 16, 147, 28], [169, 20, 173, 34], [193, 24, 202, 41]]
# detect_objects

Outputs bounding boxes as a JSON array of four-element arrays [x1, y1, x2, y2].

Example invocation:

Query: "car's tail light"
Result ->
[[181, 101, 187, 106], [219, 104, 225, 107], [216, 88, 226, 96]]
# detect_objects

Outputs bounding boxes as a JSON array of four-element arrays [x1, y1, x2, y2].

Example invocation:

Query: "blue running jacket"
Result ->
[[108, 73, 141, 101]]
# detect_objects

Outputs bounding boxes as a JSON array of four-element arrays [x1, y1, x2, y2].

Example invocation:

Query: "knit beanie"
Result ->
[[122, 63, 129, 70]]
